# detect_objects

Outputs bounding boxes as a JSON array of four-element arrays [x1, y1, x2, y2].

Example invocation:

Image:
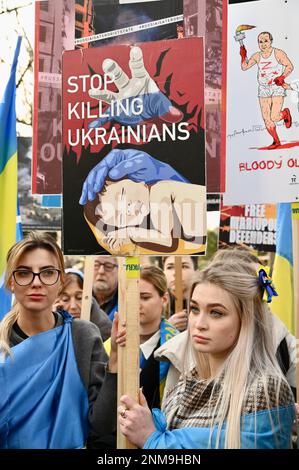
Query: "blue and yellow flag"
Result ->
[[271, 203, 294, 333], [0, 37, 22, 319]]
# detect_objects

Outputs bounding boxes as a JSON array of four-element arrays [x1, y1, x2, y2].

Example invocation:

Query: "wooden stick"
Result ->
[[117, 257, 140, 449], [175, 256, 183, 312], [291, 204, 299, 428], [81, 256, 95, 321], [117, 258, 126, 449]]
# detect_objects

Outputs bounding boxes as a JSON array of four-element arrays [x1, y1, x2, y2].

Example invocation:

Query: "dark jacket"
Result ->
[[90, 297, 112, 342]]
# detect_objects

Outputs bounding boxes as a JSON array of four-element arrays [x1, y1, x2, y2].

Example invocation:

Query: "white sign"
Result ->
[[224, 0, 299, 205]]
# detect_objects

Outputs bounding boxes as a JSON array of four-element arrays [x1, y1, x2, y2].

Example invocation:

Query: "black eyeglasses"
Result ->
[[13, 269, 61, 286], [94, 262, 118, 272]]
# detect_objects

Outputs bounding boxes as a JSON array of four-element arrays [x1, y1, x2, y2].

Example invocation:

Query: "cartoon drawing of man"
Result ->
[[240, 31, 293, 149]]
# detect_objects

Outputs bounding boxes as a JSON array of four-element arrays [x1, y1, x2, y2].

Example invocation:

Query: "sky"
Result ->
[[208, 211, 220, 230], [0, 1, 34, 54], [0, 0, 34, 135]]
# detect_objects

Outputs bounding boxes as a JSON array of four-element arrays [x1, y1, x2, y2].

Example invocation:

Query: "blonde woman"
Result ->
[[211, 247, 297, 392], [118, 260, 295, 448], [0, 232, 114, 449]]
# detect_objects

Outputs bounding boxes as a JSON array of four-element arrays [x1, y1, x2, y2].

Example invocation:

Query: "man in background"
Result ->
[[93, 256, 118, 320]]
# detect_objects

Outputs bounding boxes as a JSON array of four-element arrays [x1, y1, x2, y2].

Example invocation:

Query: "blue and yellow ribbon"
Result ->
[[257, 266, 278, 303]]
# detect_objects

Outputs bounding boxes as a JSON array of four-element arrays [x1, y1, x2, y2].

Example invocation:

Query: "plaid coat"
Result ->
[[143, 369, 295, 449]]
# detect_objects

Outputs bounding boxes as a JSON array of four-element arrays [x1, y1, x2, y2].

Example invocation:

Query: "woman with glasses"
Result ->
[[0, 232, 115, 449]]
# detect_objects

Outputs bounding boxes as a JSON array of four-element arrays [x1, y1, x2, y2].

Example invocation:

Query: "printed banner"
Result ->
[[18, 138, 61, 231], [33, 1, 183, 195], [32, 0, 75, 194], [224, 0, 299, 204], [75, 0, 183, 47], [219, 200, 276, 252], [184, 0, 227, 193], [62, 37, 206, 255]]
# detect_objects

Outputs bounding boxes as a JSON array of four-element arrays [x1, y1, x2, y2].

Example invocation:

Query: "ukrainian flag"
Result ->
[[0, 37, 22, 319], [271, 203, 294, 334]]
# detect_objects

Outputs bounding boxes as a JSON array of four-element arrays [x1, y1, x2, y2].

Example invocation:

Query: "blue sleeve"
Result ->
[[143, 409, 212, 449], [239, 405, 294, 449], [143, 405, 294, 449]]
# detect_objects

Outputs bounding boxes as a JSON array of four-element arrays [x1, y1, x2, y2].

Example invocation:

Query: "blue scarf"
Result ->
[[0, 311, 89, 449], [108, 303, 118, 321]]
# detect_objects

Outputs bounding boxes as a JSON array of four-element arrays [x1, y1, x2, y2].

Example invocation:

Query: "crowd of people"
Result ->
[[0, 231, 297, 449]]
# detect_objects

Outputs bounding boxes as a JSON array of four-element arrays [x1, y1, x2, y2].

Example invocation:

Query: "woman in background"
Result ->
[[108, 265, 178, 409], [91, 265, 179, 448], [137, 265, 179, 408], [162, 255, 197, 332], [57, 268, 112, 342]]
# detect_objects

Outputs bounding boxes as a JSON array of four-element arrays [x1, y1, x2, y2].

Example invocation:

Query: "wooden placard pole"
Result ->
[[174, 256, 183, 312], [81, 256, 95, 321], [291, 203, 299, 445], [117, 256, 140, 449]]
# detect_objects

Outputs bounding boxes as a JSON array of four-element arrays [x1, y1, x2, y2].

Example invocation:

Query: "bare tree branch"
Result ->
[[0, 3, 32, 15], [16, 58, 33, 88], [15, 8, 34, 54], [17, 117, 31, 126]]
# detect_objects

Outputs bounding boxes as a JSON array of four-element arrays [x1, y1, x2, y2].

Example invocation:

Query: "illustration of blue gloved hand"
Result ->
[[88, 46, 183, 128], [79, 148, 189, 205]]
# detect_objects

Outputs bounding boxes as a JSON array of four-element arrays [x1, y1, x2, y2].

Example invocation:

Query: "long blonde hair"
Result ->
[[0, 232, 65, 356], [185, 259, 288, 448]]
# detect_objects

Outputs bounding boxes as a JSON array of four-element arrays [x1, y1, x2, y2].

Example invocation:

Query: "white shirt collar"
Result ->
[[140, 329, 161, 360]]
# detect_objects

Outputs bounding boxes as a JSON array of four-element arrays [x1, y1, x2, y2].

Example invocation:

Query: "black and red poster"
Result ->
[[184, 0, 227, 193], [62, 37, 206, 255], [33, 0, 182, 195], [75, 0, 183, 48], [33, 0, 75, 194], [219, 201, 277, 252]]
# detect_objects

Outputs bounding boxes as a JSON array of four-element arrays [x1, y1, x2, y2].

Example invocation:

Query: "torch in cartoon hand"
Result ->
[[234, 24, 256, 63]]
